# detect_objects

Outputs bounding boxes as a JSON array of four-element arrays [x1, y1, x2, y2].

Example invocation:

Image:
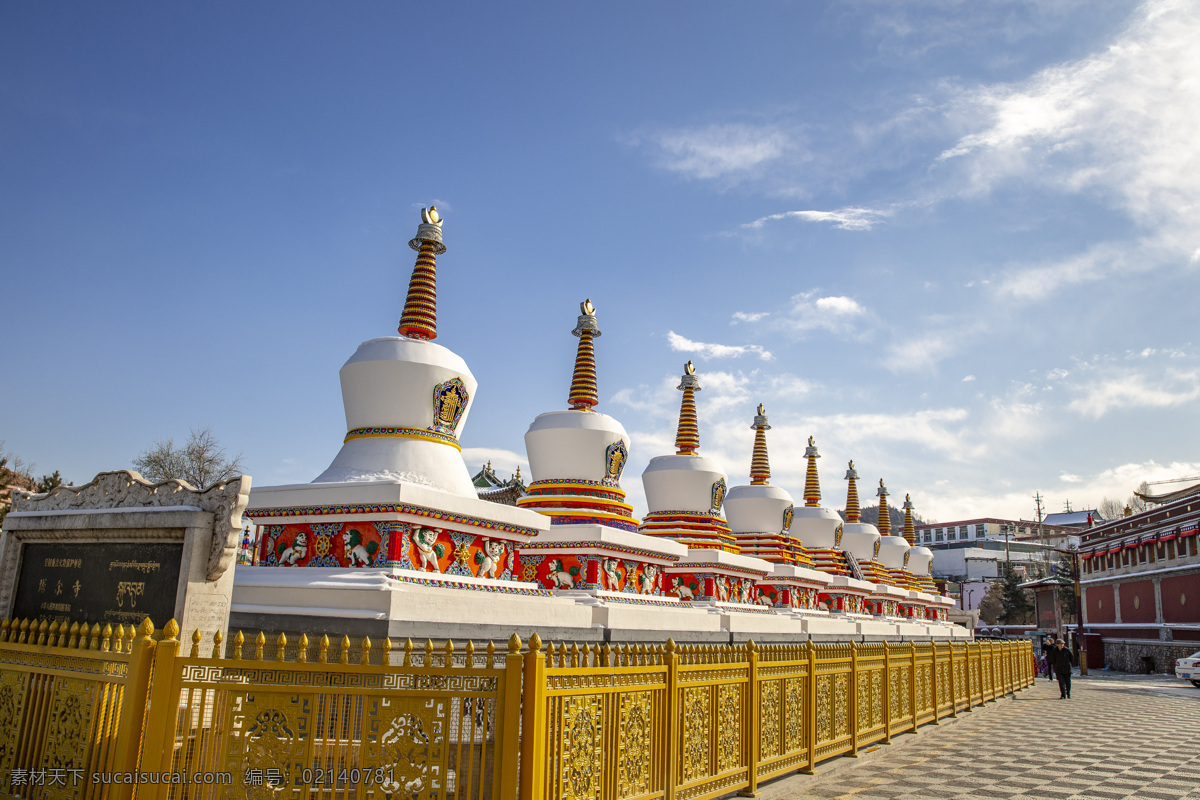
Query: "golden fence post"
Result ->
[[799, 642, 817, 775], [519, 633, 547, 800], [496, 634, 523, 800], [664, 638, 680, 800], [739, 640, 759, 796], [848, 642, 859, 756], [949, 644, 958, 718], [930, 643, 940, 724], [138, 619, 184, 800], [906, 642, 916, 734], [882, 643, 892, 743], [112, 618, 157, 800]]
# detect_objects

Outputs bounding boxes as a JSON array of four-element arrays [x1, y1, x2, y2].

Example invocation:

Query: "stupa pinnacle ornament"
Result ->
[[749, 404, 771, 485], [844, 461, 861, 523], [519, 301, 639, 532], [675, 361, 701, 455], [803, 437, 821, 507], [876, 479, 891, 536], [902, 493, 916, 545], [568, 299, 601, 410], [397, 206, 447, 340]]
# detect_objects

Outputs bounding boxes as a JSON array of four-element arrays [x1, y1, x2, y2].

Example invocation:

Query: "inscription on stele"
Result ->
[[13, 542, 183, 627]]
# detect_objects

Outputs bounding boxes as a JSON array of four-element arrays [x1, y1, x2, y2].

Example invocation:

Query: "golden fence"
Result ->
[[0, 617, 1033, 800]]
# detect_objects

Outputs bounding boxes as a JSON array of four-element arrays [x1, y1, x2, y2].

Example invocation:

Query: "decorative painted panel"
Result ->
[[258, 522, 391, 568]]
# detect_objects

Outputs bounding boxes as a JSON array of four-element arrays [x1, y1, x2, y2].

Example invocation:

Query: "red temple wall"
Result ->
[[1161, 572, 1200, 624], [1119, 579, 1156, 624], [1085, 584, 1115, 624]]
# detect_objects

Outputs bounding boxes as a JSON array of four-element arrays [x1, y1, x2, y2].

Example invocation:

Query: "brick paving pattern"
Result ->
[[757, 672, 1200, 800]]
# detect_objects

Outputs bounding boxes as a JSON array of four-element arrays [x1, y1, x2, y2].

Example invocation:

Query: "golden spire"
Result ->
[[803, 436, 821, 507], [844, 460, 860, 523], [876, 479, 891, 536], [568, 299, 602, 410], [902, 493, 916, 545], [675, 361, 701, 455], [749, 404, 771, 485], [397, 206, 446, 340]]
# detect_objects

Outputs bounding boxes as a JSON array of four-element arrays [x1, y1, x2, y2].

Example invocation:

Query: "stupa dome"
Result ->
[[643, 453, 728, 514], [791, 506, 842, 549], [313, 208, 478, 497], [525, 409, 630, 484], [907, 546, 934, 576], [517, 301, 639, 531], [788, 436, 841, 549], [726, 405, 794, 537], [640, 362, 734, 550], [838, 460, 880, 560], [873, 479, 911, 569]]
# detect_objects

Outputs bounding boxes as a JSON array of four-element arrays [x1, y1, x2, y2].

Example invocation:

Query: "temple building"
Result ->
[[1077, 486, 1200, 672], [472, 462, 526, 506]]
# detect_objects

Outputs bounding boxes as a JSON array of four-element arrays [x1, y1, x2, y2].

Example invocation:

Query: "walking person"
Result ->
[[1052, 638, 1073, 699]]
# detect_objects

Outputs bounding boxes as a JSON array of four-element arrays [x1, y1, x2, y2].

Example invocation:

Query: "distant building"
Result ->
[[1078, 486, 1200, 673], [919, 516, 1080, 613], [471, 461, 526, 506], [915, 517, 1081, 549]]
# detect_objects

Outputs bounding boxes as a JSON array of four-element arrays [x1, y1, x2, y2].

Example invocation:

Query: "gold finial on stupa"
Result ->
[[803, 436, 822, 507], [844, 460, 860, 523], [568, 299, 602, 410], [902, 493, 916, 545], [398, 205, 447, 340], [876, 479, 891, 536], [675, 361, 702, 455], [749, 404, 771, 485]]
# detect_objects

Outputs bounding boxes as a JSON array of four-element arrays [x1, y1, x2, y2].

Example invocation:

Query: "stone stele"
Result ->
[[0, 470, 250, 638]]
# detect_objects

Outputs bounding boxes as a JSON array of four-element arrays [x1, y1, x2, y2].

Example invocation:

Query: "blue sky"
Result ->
[[3, 0, 1198, 523]]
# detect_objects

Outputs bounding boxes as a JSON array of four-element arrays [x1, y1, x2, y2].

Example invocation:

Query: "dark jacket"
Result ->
[[1052, 646, 1073, 676]]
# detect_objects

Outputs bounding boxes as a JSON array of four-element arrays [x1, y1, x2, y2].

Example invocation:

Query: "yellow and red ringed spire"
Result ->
[[675, 361, 701, 455], [397, 206, 446, 340], [902, 493, 916, 545], [568, 299, 601, 411], [844, 460, 861, 523], [749, 404, 771, 485], [876, 479, 891, 536], [803, 436, 822, 507]]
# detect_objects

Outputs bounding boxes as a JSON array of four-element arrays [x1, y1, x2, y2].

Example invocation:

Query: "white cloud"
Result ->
[[1049, 460, 1200, 509], [731, 311, 769, 324], [962, 375, 976, 382], [782, 291, 869, 337], [634, 123, 793, 180], [1046, 367, 1069, 380], [743, 207, 891, 232], [666, 331, 774, 361], [1067, 368, 1200, 419], [887, 331, 958, 373], [939, 0, 1200, 298]]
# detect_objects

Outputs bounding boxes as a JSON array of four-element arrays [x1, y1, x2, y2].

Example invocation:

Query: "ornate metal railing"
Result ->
[[521, 635, 1033, 800], [0, 617, 1033, 800], [0, 618, 151, 800]]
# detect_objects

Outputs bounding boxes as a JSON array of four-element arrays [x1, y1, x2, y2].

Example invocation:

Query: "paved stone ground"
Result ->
[[756, 671, 1200, 800]]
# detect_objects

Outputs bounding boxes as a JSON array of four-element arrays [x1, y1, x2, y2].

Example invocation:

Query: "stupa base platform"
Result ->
[[230, 565, 970, 643], [758, 563, 834, 612], [663, 547, 773, 604], [514, 523, 686, 595]]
